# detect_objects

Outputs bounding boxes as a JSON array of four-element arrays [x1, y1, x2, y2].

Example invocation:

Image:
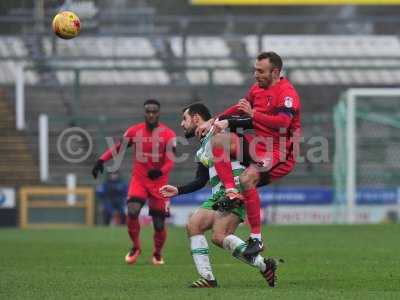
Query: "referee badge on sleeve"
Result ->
[[284, 96, 293, 108]]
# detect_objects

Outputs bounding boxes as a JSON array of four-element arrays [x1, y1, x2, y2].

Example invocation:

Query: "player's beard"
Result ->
[[257, 79, 270, 88], [184, 126, 196, 139], [257, 71, 274, 88]]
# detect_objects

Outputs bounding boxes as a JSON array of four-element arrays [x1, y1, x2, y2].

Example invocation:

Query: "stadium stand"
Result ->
[[1, 3, 399, 188], [2, 35, 400, 86]]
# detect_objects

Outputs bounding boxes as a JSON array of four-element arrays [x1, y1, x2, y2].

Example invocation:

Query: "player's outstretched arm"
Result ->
[[252, 111, 292, 129], [219, 100, 246, 117], [176, 163, 209, 194], [216, 116, 253, 132], [92, 136, 132, 179], [159, 163, 209, 198], [159, 185, 178, 197], [197, 96, 252, 137], [99, 136, 132, 162]]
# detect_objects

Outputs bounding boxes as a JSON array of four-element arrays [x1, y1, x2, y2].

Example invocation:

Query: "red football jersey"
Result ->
[[221, 77, 301, 163], [101, 122, 176, 178]]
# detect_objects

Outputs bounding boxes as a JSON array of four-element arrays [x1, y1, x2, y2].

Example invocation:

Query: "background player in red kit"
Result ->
[[196, 51, 301, 257], [92, 99, 176, 265]]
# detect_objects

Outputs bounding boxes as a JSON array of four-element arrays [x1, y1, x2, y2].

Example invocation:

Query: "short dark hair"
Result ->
[[182, 103, 211, 121], [257, 51, 283, 71], [143, 99, 160, 107]]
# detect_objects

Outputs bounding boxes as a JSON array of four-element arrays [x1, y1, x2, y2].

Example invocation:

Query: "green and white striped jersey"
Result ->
[[195, 130, 244, 195]]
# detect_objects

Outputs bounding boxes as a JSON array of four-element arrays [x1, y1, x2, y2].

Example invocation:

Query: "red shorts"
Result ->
[[264, 160, 295, 183], [128, 176, 170, 216], [240, 134, 296, 186]]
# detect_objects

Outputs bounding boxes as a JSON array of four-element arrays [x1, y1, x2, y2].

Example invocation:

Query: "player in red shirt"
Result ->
[[92, 99, 176, 265], [196, 51, 301, 257]]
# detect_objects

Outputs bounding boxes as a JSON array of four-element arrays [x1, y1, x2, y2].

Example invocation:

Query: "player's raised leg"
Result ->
[[222, 234, 278, 287], [211, 132, 263, 248], [211, 132, 244, 201], [243, 189, 264, 256], [211, 212, 277, 287]]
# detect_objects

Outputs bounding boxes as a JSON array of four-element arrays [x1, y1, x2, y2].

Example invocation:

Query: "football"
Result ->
[[52, 11, 81, 40]]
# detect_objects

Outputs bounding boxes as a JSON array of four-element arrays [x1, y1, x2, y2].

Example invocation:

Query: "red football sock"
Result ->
[[212, 146, 236, 190], [244, 188, 261, 235], [153, 228, 167, 258], [127, 216, 141, 250]]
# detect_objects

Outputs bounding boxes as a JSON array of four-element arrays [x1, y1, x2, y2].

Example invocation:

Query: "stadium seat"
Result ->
[[170, 36, 230, 57], [169, 36, 244, 84], [42, 37, 170, 85], [0, 38, 38, 84], [44, 37, 157, 57], [0, 37, 28, 57], [259, 35, 400, 57], [0, 62, 39, 85], [290, 69, 400, 85]]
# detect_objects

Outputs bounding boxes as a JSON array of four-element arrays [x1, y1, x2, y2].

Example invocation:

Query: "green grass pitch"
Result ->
[[1, 224, 399, 299]]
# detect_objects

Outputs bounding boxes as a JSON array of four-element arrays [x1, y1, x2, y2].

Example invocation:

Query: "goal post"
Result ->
[[334, 88, 400, 224]]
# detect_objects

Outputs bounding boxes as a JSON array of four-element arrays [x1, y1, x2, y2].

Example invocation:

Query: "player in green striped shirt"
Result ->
[[160, 103, 277, 288]]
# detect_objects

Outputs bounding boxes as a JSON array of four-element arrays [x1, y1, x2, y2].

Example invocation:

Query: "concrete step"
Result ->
[[0, 93, 39, 184]]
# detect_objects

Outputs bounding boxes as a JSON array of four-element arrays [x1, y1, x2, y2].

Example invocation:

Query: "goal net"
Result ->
[[333, 88, 400, 224]]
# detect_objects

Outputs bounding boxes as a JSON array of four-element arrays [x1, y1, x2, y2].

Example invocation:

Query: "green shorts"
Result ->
[[200, 189, 246, 222]]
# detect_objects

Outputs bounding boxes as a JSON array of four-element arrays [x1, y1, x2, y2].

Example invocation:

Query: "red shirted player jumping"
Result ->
[[196, 52, 301, 258], [92, 99, 176, 265]]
